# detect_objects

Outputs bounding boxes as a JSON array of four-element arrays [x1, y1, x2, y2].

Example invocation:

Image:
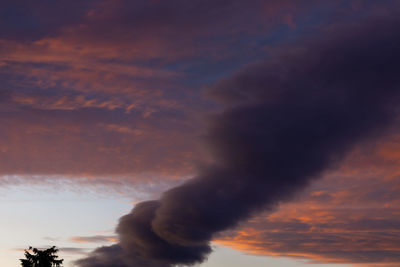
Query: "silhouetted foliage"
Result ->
[[20, 246, 63, 267]]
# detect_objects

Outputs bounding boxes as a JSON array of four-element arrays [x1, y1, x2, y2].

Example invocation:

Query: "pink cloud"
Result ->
[[0, 107, 202, 181], [70, 235, 118, 244], [215, 135, 400, 265]]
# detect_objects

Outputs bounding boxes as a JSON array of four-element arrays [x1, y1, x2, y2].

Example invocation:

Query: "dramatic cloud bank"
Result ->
[[0, 0, 310, 180], [216, 145, 400, 265], [75, 16, 400, 267], [1, 0, 396, 181]]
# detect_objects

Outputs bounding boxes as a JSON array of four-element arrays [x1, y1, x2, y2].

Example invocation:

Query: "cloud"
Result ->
[[214, 131, 400, 265], [75, 14, 400, 267], [0, 0, 310, 98], [215, 159, 400, 265], [76, 245, 165, 267], [0, 0, 97, 41], [2, 0, 397, 184], [11, 246, 89, 256], [59, 247, 91, 255], [70, 235, 118, 244], [45, 0, 309, 61], [0, 106, 200, 179]]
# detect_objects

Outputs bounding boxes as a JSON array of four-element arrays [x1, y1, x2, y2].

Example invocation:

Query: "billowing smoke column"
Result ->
[[76, 17, 400, 267]]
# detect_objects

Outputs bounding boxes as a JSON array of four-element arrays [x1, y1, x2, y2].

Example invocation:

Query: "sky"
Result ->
[[1, 1, 400, 266]]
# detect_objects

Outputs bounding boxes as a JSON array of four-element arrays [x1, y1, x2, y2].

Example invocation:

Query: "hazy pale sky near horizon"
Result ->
[[1, 1, 400, 266]]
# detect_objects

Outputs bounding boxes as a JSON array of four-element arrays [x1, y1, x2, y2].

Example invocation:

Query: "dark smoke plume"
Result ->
[[76, 17, 400, 267]]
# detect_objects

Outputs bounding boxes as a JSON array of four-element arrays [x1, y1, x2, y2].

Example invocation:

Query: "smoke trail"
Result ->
[[76, 17, 400, 267]]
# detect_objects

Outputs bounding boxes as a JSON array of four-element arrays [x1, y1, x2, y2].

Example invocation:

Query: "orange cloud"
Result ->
[[215, 134, 400, 266], [70, 235, 118, 244], [0, 107, 203, 182]]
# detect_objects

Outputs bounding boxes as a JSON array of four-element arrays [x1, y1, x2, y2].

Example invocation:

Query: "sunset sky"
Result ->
[[1, 1, 400, 267]]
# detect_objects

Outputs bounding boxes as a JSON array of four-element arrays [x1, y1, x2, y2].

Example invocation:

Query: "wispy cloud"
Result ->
[[69, 235, 118, 244]]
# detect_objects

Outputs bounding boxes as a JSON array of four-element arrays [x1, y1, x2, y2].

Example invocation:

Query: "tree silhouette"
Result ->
[[20, 246, 63, 267]]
